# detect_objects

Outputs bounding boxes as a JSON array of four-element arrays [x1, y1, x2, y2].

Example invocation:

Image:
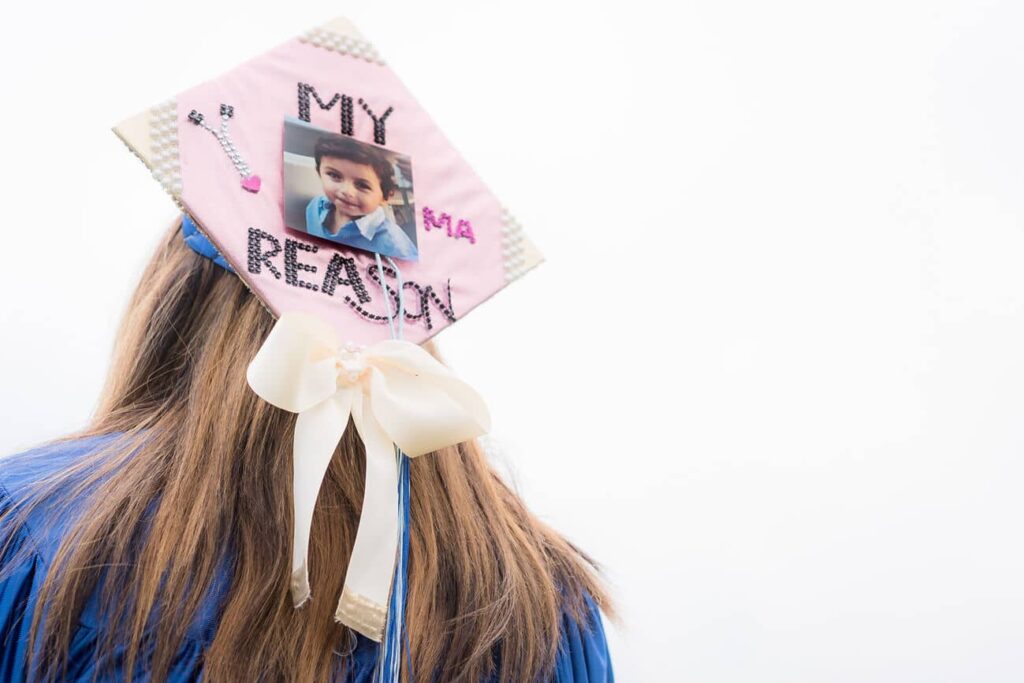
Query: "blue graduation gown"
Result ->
[[0, 434, 613, 681]]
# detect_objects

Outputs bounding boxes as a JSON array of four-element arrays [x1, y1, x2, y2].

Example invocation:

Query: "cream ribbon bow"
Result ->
[[246, 311, 490, 640]]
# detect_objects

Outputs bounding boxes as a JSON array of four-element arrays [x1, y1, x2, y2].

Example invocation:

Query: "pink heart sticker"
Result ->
[[241, 175, 262, 193]]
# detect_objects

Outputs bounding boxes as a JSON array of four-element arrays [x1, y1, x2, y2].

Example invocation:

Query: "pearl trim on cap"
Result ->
[[149, 99, 183, 197], [299, 26, 386, 65]]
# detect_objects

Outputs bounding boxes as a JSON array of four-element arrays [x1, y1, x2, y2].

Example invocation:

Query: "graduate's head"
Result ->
[[6, 217, 614, 683], [313, 136, 396, 221]]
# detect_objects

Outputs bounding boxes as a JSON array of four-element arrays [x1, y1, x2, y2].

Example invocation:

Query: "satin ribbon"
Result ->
[[246, 311, 490, 639]]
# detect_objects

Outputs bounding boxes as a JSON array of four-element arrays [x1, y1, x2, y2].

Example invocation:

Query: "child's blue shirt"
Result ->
[[304, 196, 419, 261], [0, 434, 613, 681]]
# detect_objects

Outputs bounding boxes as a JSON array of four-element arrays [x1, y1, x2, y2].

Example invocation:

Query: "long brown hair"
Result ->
[[0, 218, 613, 682]]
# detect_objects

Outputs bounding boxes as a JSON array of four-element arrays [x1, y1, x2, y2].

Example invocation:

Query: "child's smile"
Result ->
[[318, 156, 386, 230]]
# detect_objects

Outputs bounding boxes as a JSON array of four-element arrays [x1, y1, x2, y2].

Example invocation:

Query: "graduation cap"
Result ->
[[114, 16, 541, 346], [113, 17, 541, 679]]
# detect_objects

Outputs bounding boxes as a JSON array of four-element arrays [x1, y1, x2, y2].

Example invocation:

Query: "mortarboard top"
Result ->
[[113, 16, 542, 345]]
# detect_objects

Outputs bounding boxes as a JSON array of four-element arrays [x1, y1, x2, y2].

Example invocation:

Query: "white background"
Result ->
[[2, 1, 1024, 680]]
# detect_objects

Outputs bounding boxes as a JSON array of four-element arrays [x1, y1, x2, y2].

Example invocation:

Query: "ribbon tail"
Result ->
[[337, 396, 400, 641], [291, 390, 353, 608]]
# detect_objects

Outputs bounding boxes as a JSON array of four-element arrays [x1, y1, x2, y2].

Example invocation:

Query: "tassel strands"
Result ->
[[377, 450, 412, 682], [374, 253, 411, 683]]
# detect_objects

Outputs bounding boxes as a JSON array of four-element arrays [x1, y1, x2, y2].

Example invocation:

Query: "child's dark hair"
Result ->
[[314, 136, 396, 198]]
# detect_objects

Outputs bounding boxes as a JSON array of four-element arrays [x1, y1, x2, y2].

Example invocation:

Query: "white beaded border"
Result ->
[[500, 207, 528, 282], [298, 27, 385, 65], [149, 99, 183, 196]]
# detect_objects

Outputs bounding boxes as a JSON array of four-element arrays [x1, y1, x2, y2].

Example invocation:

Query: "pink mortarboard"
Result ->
[[112, 16, 541, 677], [113, 16, 542, 347]]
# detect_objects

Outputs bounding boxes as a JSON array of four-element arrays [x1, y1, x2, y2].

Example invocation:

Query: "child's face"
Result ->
[[317, 156, 387, 221]]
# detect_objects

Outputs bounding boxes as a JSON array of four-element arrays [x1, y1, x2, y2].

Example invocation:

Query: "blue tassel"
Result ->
[[377, 450, 412, 682], [374, 253, 412, 682]]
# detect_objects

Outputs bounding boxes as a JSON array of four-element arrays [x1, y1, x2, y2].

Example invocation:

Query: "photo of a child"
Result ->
[[283, 117, 418, 260]]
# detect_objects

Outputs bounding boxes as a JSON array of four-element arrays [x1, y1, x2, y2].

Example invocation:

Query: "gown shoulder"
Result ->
[[551, 591, 615, 682], [0, 433, 208, 681]]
